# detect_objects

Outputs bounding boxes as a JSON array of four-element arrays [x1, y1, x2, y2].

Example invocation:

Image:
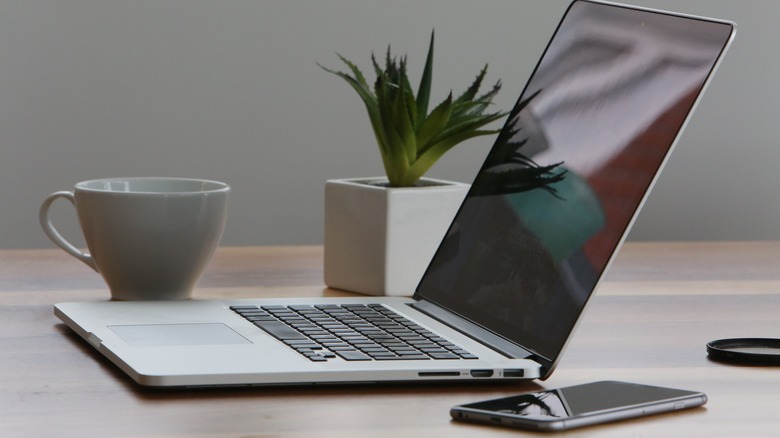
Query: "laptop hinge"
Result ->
[[410, 299, 534, 360]]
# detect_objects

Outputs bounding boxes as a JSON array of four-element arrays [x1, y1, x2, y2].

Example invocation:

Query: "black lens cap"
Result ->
[[707, 338, 780, 365]]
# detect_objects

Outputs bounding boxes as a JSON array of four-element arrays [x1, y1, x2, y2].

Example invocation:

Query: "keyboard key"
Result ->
[[342, 304, 368, 310], [334, 350, 372, 361], [375, 355, 429, 361], [429, 352, 460, 360], [408, 341, 437, 347], [245, 316, 276, 322], [352, 343, 381, 350], [367, 351, 396, 358], [253, 320, 308, 341], [284, 339, 317, 345], [379, 342, 407, 348], [311, 335, 340, 342], [321, 339, 348, 345], [420, 347, 449, 354], [391, 348, 420, 354], [289, 305, 315, 311], [230, 305, 259, 311], [293, 347, 323, 353], [395, 349, 424, 355], [238, 310, 270, 316]]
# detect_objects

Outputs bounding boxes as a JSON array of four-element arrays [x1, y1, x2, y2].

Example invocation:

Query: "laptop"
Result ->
[[54, 0, 735, 387]]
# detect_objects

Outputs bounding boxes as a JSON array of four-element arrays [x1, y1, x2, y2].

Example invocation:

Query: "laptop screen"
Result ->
[[414, 0, 734, 366]]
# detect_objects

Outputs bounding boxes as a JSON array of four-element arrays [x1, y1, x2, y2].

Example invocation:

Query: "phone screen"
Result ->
[[453, 381, 707, 431], [461, 381, 701, 419]]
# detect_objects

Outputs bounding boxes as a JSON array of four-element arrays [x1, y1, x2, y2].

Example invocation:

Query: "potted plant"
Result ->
[[319, 31, 507, 296]]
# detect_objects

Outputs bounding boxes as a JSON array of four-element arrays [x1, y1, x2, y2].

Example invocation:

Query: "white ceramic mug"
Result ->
[[39, 177, 230, 300]]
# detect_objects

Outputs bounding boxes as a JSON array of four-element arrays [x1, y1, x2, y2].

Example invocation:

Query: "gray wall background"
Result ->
[[1, 0, 777, 249]]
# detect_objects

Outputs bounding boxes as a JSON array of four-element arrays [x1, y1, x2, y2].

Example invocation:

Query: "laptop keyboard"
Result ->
[[230, 303, 478, 362]]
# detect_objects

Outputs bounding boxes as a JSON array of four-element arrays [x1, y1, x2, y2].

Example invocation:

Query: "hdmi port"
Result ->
[[470, 369, 494, 378]]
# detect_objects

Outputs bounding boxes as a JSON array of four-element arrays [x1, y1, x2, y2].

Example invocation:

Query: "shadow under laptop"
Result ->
[[54, 322, 544, 401]]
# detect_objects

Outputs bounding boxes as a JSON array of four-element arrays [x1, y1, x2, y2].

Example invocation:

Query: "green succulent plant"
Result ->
[[319, 32, 507, 187]]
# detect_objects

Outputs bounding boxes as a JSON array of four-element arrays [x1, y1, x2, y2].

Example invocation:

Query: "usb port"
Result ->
[[470, 369, 494, 378], [503, 369, 524, 378]]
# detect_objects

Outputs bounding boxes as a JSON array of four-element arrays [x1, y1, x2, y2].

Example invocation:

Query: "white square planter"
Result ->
[[324, 177, 469, 296]]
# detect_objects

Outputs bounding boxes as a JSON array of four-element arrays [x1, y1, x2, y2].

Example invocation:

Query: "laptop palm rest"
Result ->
[[109, 323, 251, 347]]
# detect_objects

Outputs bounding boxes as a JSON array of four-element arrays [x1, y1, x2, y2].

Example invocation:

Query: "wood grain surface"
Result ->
[[2, 242, 779, 437]]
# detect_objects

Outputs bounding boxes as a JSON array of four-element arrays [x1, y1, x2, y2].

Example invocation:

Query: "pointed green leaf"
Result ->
[[404, 129, 496, 185], [420, 111, 505, 156], [476, 79, 502, 103], [462, 79, 502, 116], [392, 65, 417, 166], [336, 53, 370, 88], [454, 65, 487, 105], [376, 75, 410, 185], [371, 52, 383, 78], [415, 93, 453, 153], [318, 61, 388, 155], [416, 31, 435, 128], [399, 57, 418, 133]]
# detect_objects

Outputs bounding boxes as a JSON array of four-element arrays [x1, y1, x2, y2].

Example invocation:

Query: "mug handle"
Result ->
[[39, 191, 98, 272]]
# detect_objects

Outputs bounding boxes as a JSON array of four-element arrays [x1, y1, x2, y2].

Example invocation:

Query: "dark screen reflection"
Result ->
[[415, 1, 733, 362], [462, 381, 698, 418], [488, 391, 568, 418]]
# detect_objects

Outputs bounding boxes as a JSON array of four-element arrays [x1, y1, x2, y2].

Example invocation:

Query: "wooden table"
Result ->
[[2, 242, 779, 437]]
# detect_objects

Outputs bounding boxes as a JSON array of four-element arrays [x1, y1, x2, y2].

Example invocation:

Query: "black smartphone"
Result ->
[[450, 381, 707, 432]]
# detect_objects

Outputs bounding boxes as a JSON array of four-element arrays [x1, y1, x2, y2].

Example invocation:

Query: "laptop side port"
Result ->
[[418, 371, 461, 377], [502, 369, 525, 378], [470, 369, 494, 378]]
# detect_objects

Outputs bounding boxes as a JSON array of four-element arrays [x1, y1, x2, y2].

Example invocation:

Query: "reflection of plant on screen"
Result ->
[[508, 392, 559, 417], [470, 90, 567, 198]]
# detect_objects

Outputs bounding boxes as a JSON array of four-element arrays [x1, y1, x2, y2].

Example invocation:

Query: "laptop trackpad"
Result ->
[[109, 323, 251, 347]]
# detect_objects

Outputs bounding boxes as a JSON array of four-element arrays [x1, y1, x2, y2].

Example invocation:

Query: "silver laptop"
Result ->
[[54, 0, 735, 387]]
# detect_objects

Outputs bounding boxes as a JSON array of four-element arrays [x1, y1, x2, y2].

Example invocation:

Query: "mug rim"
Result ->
[[74, 177, 230, 194]]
